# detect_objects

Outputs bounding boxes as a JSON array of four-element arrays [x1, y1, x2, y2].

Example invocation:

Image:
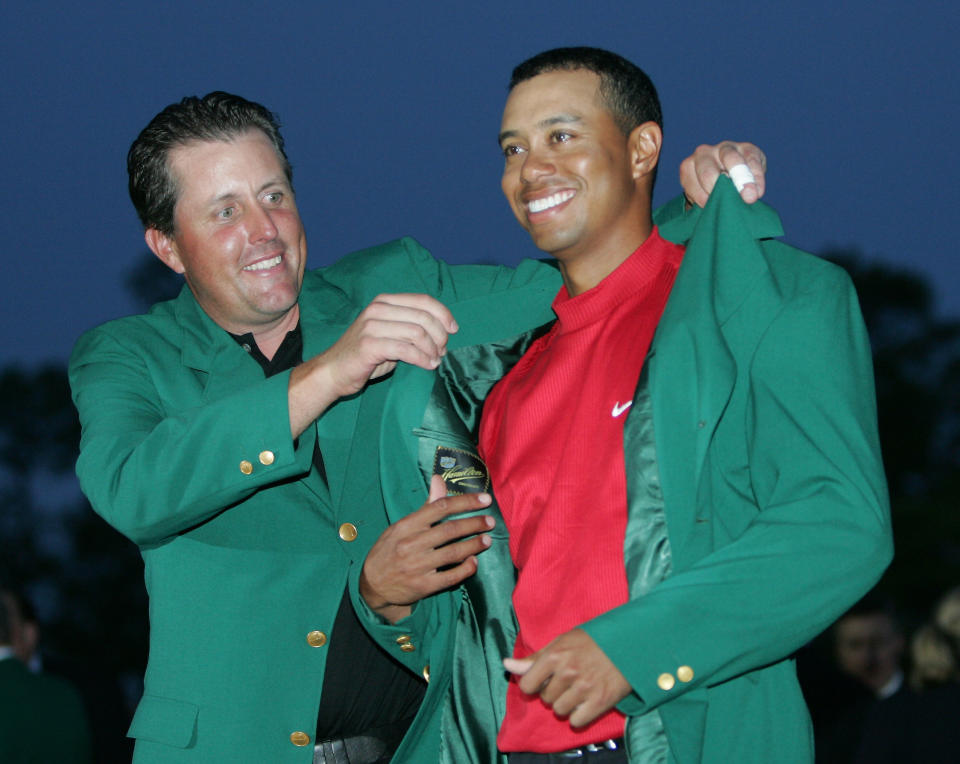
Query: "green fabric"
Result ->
[[355, 279, 560, 764], [69, 236, 560, 764], [0, 657, 93, 763], [362, 182, 891, 763]]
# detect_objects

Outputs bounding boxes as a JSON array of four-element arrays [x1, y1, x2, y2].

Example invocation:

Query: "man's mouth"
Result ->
[[243, 254, 282, 272], [526, 190, 575, 214]]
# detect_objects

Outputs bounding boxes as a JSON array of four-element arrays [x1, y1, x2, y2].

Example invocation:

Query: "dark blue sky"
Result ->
[[3, 1, 956, 368]]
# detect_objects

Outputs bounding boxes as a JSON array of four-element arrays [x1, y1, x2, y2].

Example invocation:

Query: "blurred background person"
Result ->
[[834, 593, 906, 699], [856, 586, 960, 763], [799, 590, 907, 763], [10, 589, 133, 762], [0, 586, 92, 764]]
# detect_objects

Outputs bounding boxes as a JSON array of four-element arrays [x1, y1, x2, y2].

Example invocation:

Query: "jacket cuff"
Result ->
[[347, 558, 432, 674]]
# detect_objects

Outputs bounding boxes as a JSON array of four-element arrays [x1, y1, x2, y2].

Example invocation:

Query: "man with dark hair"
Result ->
[[833, 594, 905, 699], [127, 92, 293, 236], [0, 589, 93, 763], [13, 589, 133, 761], [70, 86, 760, 763], [357, 47, 891, 763], [798, 592, 907, 763]]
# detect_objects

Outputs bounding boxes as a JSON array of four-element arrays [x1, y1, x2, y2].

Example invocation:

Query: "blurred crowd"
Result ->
[[800, 586, 960, 763]]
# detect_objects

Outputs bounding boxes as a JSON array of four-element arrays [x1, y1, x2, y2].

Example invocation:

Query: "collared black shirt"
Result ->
[[231, 326, 425, 744]]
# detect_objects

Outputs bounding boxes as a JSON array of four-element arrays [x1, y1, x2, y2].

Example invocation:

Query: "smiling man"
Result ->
[[357, 48, 892, 763], [68, 90, 762, 764]]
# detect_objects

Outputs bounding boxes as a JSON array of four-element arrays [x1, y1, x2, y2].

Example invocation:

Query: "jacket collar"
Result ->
[[657, 177, 784, 327]]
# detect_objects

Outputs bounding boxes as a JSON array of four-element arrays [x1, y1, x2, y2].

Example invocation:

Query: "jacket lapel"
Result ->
[[298, 272, 365, 513], [650, 179, 783, 569], [172, 287, 266, 398]]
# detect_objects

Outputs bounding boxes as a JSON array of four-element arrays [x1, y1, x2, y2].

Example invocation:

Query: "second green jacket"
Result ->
[[353, 179, 893, 763]]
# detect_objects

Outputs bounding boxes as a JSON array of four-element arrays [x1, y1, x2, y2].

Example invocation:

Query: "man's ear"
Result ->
[[628, 122, 662, 182], [145, 228, 185, 274]]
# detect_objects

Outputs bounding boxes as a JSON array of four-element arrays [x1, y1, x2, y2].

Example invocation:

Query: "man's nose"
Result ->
[[248, 204, 278, 242], [520, 147, 555, 184]]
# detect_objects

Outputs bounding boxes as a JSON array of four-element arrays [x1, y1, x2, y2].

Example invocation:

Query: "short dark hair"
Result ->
[[508, 47, 662, 137], [837, 590, 898, 625], [127, 91, 293, 235]]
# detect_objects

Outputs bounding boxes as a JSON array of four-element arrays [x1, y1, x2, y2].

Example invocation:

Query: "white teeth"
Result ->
[[527, 190, 575, 213], [243, 255, 282, 271]]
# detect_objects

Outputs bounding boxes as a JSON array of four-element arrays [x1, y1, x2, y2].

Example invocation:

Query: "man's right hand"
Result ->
[[320, 293, 458, 397], [289, 293, 457, 438], [360, 475, 495, 623]]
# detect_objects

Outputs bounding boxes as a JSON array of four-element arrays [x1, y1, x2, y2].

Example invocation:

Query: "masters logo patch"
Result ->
[[433, 446, 489, 495]]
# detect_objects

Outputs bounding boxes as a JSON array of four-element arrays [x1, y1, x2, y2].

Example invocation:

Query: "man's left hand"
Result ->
[[680, 141, 767, 207], [503, 628, 632, 728]]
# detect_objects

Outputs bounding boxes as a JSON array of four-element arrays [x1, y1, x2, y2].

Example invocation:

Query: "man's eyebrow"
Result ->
[[498, 114, 583, 145]]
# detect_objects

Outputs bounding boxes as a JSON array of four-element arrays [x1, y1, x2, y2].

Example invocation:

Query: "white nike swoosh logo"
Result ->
[[611, 401, 633, 418]]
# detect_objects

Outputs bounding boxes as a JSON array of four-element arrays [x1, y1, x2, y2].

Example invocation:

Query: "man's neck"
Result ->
[[559, 224, 653, 296], [247, 303, 301, 361]]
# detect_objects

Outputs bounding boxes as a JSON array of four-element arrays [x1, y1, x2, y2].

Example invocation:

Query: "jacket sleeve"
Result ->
[[581, 263, 892, 715], [69, 328, 315, 546]]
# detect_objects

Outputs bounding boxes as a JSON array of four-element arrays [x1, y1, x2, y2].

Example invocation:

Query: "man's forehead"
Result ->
[[837, 612, 894, 637], [167, 131, 285, 194], [501, 69, 605, 126], [169, 131, 253, 165]]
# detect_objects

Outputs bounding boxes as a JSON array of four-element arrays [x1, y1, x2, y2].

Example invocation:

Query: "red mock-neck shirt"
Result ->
[[479, 228, 684, 752]]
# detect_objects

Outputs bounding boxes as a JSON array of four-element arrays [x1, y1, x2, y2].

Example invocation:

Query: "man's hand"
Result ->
[[360, 475, 495, 623], [319, 293, 457, 397], [680, 141, 767, 207], [289, 293, 456, 438], [503, 628, 632, 728]]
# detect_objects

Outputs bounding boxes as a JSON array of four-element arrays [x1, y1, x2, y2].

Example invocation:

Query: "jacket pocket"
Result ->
[[128, 694, 199, 748]]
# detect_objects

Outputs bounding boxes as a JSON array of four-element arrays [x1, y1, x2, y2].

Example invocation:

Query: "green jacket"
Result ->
[[353, 179, 892, 763], [69, 240, 558, 763], [0, 656, 93, 763]]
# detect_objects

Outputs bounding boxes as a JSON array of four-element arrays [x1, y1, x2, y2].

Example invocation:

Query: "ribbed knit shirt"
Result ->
[[479, 228, 684, 752]]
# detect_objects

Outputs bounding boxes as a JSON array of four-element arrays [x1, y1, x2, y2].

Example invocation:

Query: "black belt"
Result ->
[[508, 738, 626, 762], [313, 733, 390, 764], [557, 738, 624, 758]]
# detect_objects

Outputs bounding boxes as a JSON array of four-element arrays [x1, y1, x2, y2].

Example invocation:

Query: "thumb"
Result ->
[[428, 474, 448, 503], [503, 657, 534, 676]]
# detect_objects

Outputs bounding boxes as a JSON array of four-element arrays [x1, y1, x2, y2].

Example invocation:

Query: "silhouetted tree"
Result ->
[[827, 250, 960, 616], [0, 364, 148, 675], [124, 250, 183, 309]]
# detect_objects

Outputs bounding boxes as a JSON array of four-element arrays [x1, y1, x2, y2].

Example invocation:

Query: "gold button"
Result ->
[[306, 630, 327, 648], [396, 634, 412, 645], [239, 460, 253, 475], [422, 664, 430, 683], [657, 672, 675, 691], [259, 450, 275, 465], [677, 665, 694, 683], [400, 643, 415, 653], [338, 523, 358, 542], [290, 731, 310, 747]]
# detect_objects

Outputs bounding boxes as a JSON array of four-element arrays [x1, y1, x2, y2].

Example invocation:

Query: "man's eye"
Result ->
[[264, 192, 283, 204], [551, 131, 572, 143], [502, 145, 524, 158], [218, 207, 235, 220]]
